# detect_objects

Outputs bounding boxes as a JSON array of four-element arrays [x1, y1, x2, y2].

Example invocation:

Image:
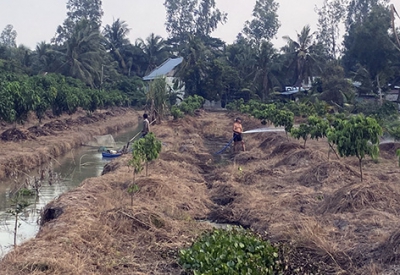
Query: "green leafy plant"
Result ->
[[226, 98, 245, 111], [129, 132, 162, 177], [308, 115, 329, 141], [170, 105, 184, 120], [291, 115, 330, 148], [271, 110, 294, 139], [174, 95, 205, 117], [291, 123, 311, 148], [328, 114, 382, 181], [179, 226, 282, 275]]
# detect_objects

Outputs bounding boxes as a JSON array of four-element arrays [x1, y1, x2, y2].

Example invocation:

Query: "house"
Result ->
[[143, 57, 185, 103]]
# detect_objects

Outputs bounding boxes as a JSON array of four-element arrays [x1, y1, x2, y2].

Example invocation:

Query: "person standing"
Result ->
[[232, 117, 245, 152], [141, 113, 150, 138]]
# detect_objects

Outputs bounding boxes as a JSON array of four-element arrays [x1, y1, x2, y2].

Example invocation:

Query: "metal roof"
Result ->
[[143, 57, 183, 81], [280, 86, 306, 95]]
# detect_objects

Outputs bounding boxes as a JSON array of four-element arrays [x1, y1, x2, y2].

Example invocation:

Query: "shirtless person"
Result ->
[[232, 117, 245, 152]]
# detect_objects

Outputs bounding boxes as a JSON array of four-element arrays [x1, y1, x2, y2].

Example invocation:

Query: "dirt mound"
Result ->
[[274, 149, 325, 169], [379, 142, 400, 159], [209, 183, 241, 206], [299, 161, 360, 187], [65, 118, 80, 127], [239, 167, 284, 186], [204, 166, 233, 184], [1, 128, 34, 142], [102, 160, 122, 175], [233, 150, 265, 165], [276, 191, 319, 215], [42, 119, 69, 131], [318, 182, 400, 214], [258, 132, 285, 151], [76, 115, 100, 125], [159, 150, 199, 165], [372, 228, 400, 265], [269, 142, 303, 158], [28, 125, 55, 137]]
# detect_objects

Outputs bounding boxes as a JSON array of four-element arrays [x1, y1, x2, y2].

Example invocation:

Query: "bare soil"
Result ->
[[1, 111, 400, 274]]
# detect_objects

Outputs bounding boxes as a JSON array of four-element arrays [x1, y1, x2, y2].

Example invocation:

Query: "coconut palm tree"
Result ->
[[53, 19, 104, 87], [252, 41, 282, 100], [136, 33, 169, 74], [103, 18, 131, 74], [282, 25, 321, 89]]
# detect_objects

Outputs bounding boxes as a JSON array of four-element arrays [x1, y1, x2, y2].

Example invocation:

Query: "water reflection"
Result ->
[[0, 127, 139, 257]]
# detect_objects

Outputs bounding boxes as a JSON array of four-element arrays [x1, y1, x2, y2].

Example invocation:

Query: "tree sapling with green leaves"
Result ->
[[7, 191, 30, 247], [129, 132, 162, 177], [328, 114, 382, 181]]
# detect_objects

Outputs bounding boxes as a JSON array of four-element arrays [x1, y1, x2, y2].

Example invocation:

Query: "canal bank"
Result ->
[[0, 110, 141, 257], [0, 127, 141, 257], [0, 108, 140, 181]]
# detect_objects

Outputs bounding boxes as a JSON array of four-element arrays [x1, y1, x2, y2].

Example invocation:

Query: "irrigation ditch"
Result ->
[[0, 108, 141, 257]]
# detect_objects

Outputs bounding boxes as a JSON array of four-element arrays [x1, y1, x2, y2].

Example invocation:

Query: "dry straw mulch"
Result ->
[[2, 111, 400, 274]]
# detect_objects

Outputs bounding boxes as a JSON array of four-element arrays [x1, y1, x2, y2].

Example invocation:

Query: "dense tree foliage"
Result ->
[[328, 114, 382, 181], [316, 0, 347, 59], [242, 0, 281, 43], [0, 0, 399, 127]]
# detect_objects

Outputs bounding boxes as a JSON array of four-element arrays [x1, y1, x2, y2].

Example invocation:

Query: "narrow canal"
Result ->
[[0, 127, 140, 257]]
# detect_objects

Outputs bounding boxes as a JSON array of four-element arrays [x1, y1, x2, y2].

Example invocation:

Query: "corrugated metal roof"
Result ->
[[280, 86, 306, 95], [143, 57, 183, 81]]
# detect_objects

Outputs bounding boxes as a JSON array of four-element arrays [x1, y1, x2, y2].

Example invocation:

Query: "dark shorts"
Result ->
[[233, 133, 242, 142]]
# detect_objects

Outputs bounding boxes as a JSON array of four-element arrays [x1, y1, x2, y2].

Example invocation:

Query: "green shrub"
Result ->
[[226, 99, 244, 111], [171, 105, 184, 120], [179, 226, 282, 275], [171, 95, 204, 118]]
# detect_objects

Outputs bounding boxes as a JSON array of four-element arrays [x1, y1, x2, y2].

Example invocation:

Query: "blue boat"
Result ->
[[102, 152, 122, 158]]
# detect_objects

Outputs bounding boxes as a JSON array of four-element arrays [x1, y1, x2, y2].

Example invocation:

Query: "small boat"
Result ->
[[102, 151, 122, 158]]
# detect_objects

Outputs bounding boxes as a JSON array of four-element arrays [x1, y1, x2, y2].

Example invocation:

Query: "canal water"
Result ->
[[0, 127, 140, 257]]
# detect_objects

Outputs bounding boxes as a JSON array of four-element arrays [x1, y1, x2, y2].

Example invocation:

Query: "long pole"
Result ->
[[129, 119, 157, 143]]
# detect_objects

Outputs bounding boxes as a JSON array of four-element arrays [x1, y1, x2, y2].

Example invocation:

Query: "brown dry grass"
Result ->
[[0, 108, 139, 180], [1, 110, 400, 274]]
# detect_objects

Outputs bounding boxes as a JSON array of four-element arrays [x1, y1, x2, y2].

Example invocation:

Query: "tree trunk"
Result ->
[[328, 142, 340, 160], [359, 158, 363, 182], [377, 74, 383, 106], [145, 162, 148, 176]]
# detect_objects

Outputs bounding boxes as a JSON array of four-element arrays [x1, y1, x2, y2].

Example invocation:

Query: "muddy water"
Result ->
[[0, 127, 140, 257]]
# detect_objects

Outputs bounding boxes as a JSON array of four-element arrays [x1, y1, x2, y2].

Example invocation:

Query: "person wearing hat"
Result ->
[[232, 117, 245, 152]]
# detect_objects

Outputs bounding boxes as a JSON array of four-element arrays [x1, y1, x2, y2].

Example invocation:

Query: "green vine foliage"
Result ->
[[327, 114, 382, 181], [179, 227, 282, 275]]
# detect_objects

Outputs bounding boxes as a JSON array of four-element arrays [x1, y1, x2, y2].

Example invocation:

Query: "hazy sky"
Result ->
[[0, 0, 325, 50]]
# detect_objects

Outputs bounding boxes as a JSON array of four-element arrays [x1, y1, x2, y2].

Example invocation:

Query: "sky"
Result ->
[[0, 0, 325, 50]]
